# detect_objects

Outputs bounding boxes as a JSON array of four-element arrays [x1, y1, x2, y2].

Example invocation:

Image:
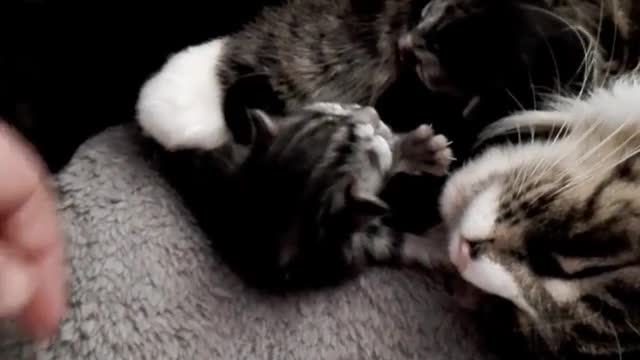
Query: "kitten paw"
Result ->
[[395, 124, 454, 176]]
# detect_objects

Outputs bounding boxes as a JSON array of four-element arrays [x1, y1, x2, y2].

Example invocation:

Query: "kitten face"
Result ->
[[229, 103, 396, 288], [440, 77, 640, 357]]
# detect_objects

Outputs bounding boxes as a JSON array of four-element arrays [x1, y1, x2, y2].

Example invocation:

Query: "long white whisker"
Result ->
[[571, 115, 633, 167], [550, 141, 640, 199], [626, 319, 640, 338]]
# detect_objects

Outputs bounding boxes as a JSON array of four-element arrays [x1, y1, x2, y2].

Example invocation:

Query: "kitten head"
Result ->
[[440, 77, 640, 358], [399, 0, 589, 100], [223, 103, 395, 289]]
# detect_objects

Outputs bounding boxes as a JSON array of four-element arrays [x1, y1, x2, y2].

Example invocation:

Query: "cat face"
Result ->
[[229, 103, 396, 288], [439, 78, 640, 357], [399, 0, 589, 101], [399, 0, 527, 96]]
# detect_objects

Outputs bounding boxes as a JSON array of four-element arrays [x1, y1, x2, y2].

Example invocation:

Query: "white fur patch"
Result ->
[[136, 38, 231, 151], [543, 279, 580, 304], [459, 184, 500, 241], [373, 135, 393, 172], [461, 255, 537, 319], [446, 184, 537, 317]]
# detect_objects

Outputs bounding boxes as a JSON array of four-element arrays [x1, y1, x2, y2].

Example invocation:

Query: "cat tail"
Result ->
[[345, 221, 450, 270], [136, 37, 233, 152]]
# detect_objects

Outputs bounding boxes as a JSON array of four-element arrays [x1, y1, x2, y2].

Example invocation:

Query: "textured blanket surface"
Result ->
[[0, 125, 497, 359]]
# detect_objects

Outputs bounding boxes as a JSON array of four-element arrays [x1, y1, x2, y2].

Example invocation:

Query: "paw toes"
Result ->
[[435, 148, 454, 165], [416, 124, 434, 138], [428, 134, 450, 151]]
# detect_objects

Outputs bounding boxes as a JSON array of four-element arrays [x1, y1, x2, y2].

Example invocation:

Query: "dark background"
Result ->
[[0, 1, 283, 172]]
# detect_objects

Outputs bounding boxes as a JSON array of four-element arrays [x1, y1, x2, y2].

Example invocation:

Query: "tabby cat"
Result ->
[[434, 1, 640, 358]]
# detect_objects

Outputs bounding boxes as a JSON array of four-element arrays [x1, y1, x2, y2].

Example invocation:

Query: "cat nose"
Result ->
[[450, 235, 471, 272], [399, 33, 414, 52], [353, 106, 381, 126]]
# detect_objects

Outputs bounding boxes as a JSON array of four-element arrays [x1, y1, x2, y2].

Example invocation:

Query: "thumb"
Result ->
[[0, 247, 38, 319]]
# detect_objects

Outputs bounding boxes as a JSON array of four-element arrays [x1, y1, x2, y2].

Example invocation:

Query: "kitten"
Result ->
[[151, 102, 453, 290], [437, 72, 640, 359]]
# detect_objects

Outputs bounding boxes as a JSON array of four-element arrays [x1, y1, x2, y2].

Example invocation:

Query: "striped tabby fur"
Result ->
[[437, 1, 640, 358]]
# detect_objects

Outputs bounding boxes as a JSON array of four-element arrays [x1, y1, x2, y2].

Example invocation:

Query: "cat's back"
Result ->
[[220, 0, 423, 107]]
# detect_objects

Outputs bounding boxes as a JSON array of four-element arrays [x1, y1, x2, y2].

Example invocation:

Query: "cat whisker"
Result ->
[[527, 71, 539, 110], [609, 322, 623, 360], [625, 319, 640, 338], [531, 120, 639, 202], [552, 137, 640, 199], [521, 3, 598, 97], [598, 1, 620, 88], [505, 89, 526, 112], [570, 114, 633, 167]]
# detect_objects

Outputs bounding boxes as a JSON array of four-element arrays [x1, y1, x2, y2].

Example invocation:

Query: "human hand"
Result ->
[[0, 122, 66, 338]]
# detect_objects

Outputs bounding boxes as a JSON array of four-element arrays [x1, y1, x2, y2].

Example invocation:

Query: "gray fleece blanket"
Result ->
[[0, 125, 496, 359]]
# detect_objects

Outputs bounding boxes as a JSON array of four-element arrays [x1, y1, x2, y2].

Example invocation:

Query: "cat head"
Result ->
[[226, 103, 394, 289], [439, 76, 640, 358], [399, 0, 590, 100]]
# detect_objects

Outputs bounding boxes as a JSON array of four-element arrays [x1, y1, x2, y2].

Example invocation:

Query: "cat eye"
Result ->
[[467, 238, 494, 258]]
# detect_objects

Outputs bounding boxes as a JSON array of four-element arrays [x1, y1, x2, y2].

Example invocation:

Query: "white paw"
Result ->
[[136, 38, 231, 151]]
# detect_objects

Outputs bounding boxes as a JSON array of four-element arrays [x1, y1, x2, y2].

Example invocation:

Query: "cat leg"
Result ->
[[390, 124, 455, 177], [345, 220, 451, 270], [136, 38, 232, 151]]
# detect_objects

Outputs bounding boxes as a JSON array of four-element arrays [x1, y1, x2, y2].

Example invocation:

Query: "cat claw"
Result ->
[[395, 124, 454, 176]]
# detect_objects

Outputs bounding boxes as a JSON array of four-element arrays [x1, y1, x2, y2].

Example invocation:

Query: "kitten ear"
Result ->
[[345, 180, 389, 227], [248, 109, 279, 144]]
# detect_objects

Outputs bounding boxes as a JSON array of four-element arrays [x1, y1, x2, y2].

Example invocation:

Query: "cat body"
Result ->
[[137, 0, 428, 151]]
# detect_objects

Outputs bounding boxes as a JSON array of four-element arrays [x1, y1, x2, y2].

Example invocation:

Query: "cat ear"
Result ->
[[345, 180, 389, 227], [248, 109, 279, 144]]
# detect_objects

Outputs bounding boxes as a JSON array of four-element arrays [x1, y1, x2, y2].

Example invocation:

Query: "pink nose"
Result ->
[[451, 236, 471, 272]]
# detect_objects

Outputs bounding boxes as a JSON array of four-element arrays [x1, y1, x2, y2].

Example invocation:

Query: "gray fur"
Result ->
[[217, 0, 427, 111], [220, 102, 452, 289]]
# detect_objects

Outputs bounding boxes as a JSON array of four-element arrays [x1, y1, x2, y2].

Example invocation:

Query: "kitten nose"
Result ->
[[451, 235, 471, 272]]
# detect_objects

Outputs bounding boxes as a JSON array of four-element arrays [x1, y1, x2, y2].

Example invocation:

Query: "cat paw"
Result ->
[[395, 124, 454, 176], [136, 38, 232, 151]]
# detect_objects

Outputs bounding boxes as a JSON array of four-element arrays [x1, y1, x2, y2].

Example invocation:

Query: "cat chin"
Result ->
[[136, 38, 231, 151]]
